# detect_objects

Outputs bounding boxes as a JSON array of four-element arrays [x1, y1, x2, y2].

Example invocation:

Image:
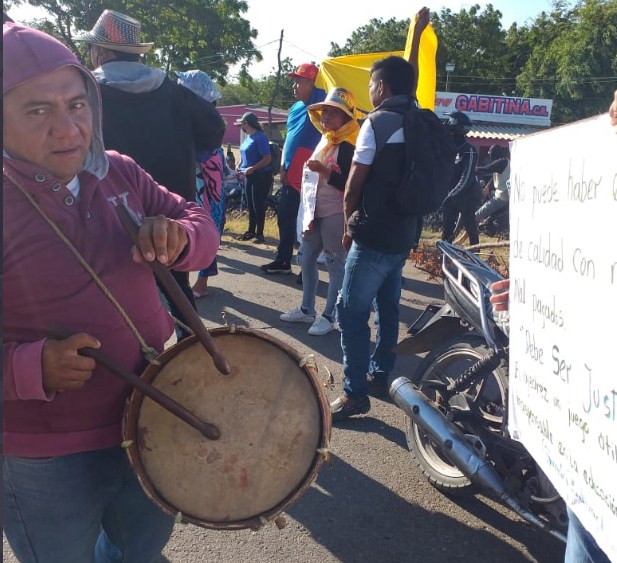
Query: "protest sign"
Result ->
[[509, 113, 617, 560]]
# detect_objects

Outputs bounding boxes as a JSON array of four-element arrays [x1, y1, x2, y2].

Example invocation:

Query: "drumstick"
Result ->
[[48, 327, 221, 441], [116, 204, 231, 375]]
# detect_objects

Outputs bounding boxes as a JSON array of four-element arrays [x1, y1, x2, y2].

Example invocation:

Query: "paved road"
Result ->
[[3, 235, 566, 562]]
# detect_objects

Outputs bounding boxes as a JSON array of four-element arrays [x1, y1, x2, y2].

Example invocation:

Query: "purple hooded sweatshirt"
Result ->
[[2, 23, 219, 457]]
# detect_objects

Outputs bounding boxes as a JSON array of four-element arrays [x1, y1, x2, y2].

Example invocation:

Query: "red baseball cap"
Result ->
[[288, 63, 319, 81]]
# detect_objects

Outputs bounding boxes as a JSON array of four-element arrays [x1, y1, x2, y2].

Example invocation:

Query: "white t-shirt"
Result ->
[[353, 118, 404, 166], [67, 176, 80, 197]]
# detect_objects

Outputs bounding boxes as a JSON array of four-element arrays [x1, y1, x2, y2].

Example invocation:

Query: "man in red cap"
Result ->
[[260, 63, 326, 275]]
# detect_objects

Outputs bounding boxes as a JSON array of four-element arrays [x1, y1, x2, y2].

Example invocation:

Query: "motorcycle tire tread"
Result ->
[[404, 334, 508, 496]]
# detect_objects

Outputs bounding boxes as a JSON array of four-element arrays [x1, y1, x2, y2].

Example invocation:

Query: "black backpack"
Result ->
[[269, 141, 282, 177], [372, 103, 457, 217], [400, 107, 457, 216]]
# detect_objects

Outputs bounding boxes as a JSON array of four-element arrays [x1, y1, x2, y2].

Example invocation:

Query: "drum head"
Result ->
[[124, 327, 330, 529]]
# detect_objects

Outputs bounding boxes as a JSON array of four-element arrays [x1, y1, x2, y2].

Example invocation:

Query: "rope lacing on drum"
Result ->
[[297, 354, 333, 467], [317, 447, 332, 466], [250, 513, 288, 532], [299, 354, 317, 370], [4, 167, 161, 364]]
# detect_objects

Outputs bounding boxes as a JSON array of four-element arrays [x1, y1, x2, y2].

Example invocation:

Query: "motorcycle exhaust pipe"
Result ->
[[390, 377, 566, 543]]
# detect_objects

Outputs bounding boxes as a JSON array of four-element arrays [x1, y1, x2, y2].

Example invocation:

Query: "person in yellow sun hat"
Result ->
[[279, 87, 360, 336]]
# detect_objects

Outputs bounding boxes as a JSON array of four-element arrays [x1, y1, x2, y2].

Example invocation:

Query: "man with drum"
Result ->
[[3, 22, 221, 562]]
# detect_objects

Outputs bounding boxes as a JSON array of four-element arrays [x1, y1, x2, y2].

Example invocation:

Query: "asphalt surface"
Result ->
[[3, 233, 566, 563]]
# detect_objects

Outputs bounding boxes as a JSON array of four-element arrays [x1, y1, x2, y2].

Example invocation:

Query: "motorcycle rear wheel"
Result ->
[[406, 334, 508, 495]]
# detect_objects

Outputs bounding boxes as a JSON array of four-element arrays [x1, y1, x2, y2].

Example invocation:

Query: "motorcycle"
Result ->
[[392, 241, 568, 542], [223, 177, 246, 214], [478, 202, 509, 239], [224, 174, 279, 218]]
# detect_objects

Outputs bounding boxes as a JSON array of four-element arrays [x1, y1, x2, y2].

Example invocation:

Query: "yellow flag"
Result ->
[[315, 21, 437, 115], [404, 22, 438, 110]]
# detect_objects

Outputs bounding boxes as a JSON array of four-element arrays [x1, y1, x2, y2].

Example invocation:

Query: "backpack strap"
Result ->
[[368, 109, 405, 155]]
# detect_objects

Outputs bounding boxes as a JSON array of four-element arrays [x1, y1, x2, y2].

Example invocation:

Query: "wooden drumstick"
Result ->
[[48, 327, 221, 441], [116, 204, 231, 375]]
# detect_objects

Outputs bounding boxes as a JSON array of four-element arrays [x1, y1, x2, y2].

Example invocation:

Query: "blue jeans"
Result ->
[[337, 241, 407, 399], [275, 185, 300, 264], [298, 213, 346, 319], [3, 446, 174, 563], [564, 508, 610, 563], [475, 195, 508, 223]]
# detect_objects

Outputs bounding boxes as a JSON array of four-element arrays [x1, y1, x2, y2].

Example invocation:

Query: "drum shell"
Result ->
[[123, 326, 332, 530]]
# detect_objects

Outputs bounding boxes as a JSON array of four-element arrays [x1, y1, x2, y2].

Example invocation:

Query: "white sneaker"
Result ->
[[308, 315, 335, 336], [280, 306, 316, 323]]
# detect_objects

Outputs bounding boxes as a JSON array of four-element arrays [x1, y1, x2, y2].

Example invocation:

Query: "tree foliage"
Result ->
[[328, 17, 410, 57], [6, 0, 615, 123], [219, 57, 297, 108], [6, 0, 262, 82], [517, 0, 617, 123], [327, 1, 616, 124], [431, 4, 510, 95]]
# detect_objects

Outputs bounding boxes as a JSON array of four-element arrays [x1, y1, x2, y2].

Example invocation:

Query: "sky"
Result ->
[[238, 0, 556, 78], [8, 0, 556, 79]]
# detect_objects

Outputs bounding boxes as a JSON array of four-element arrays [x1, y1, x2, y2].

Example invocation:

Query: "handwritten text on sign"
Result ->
[[509, 114, 617, 561]]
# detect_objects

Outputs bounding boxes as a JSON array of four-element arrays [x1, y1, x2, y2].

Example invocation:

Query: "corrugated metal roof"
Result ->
[[468, 123, 545, 140]]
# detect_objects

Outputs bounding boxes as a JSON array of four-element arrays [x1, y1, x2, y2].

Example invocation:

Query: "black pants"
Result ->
[[274, 184, 300, 265], [246, 172, 273, 237], [442, 199, 479, 246]]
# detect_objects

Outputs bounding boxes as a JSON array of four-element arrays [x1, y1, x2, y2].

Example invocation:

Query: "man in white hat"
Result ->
[[75, 10, 225, 338]]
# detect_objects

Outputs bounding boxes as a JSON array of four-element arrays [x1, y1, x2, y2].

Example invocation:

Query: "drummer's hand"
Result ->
[[489, 279, 510, 311], [42, 333, 100, 392], [132, 216, 188, 266]]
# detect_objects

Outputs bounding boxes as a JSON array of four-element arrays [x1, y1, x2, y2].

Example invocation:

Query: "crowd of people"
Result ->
[[3, 6, 615, 563]]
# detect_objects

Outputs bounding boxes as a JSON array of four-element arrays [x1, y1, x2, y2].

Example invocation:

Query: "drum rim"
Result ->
[[123, 325, 332, 530]]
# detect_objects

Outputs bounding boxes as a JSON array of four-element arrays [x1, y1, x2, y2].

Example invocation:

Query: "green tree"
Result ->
[[220, 57, 296, 108], [328, 17, 410, 57], [6, 0, 261, 82], [218, 82, 255, 106], [517, 0, 617, 123], [432, 4, 510, 94], [503, 22, 534, 97], [325, 5, 514, 95]]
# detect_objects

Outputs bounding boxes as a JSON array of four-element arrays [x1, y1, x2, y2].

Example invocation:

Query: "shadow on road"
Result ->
[[331, 415, 409, 451], [288, 454, 565, 563]]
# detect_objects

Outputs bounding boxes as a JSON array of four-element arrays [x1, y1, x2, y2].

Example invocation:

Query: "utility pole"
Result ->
[[445, 62, 455, 92], [268, 29, 284, 140]]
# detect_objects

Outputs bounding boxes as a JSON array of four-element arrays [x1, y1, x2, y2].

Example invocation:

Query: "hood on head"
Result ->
[[175, 69, 221, 103], [3, 22, 108, 179]]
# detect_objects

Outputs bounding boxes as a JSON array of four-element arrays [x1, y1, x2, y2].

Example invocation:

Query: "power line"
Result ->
[[447, 74, 617, 82]]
